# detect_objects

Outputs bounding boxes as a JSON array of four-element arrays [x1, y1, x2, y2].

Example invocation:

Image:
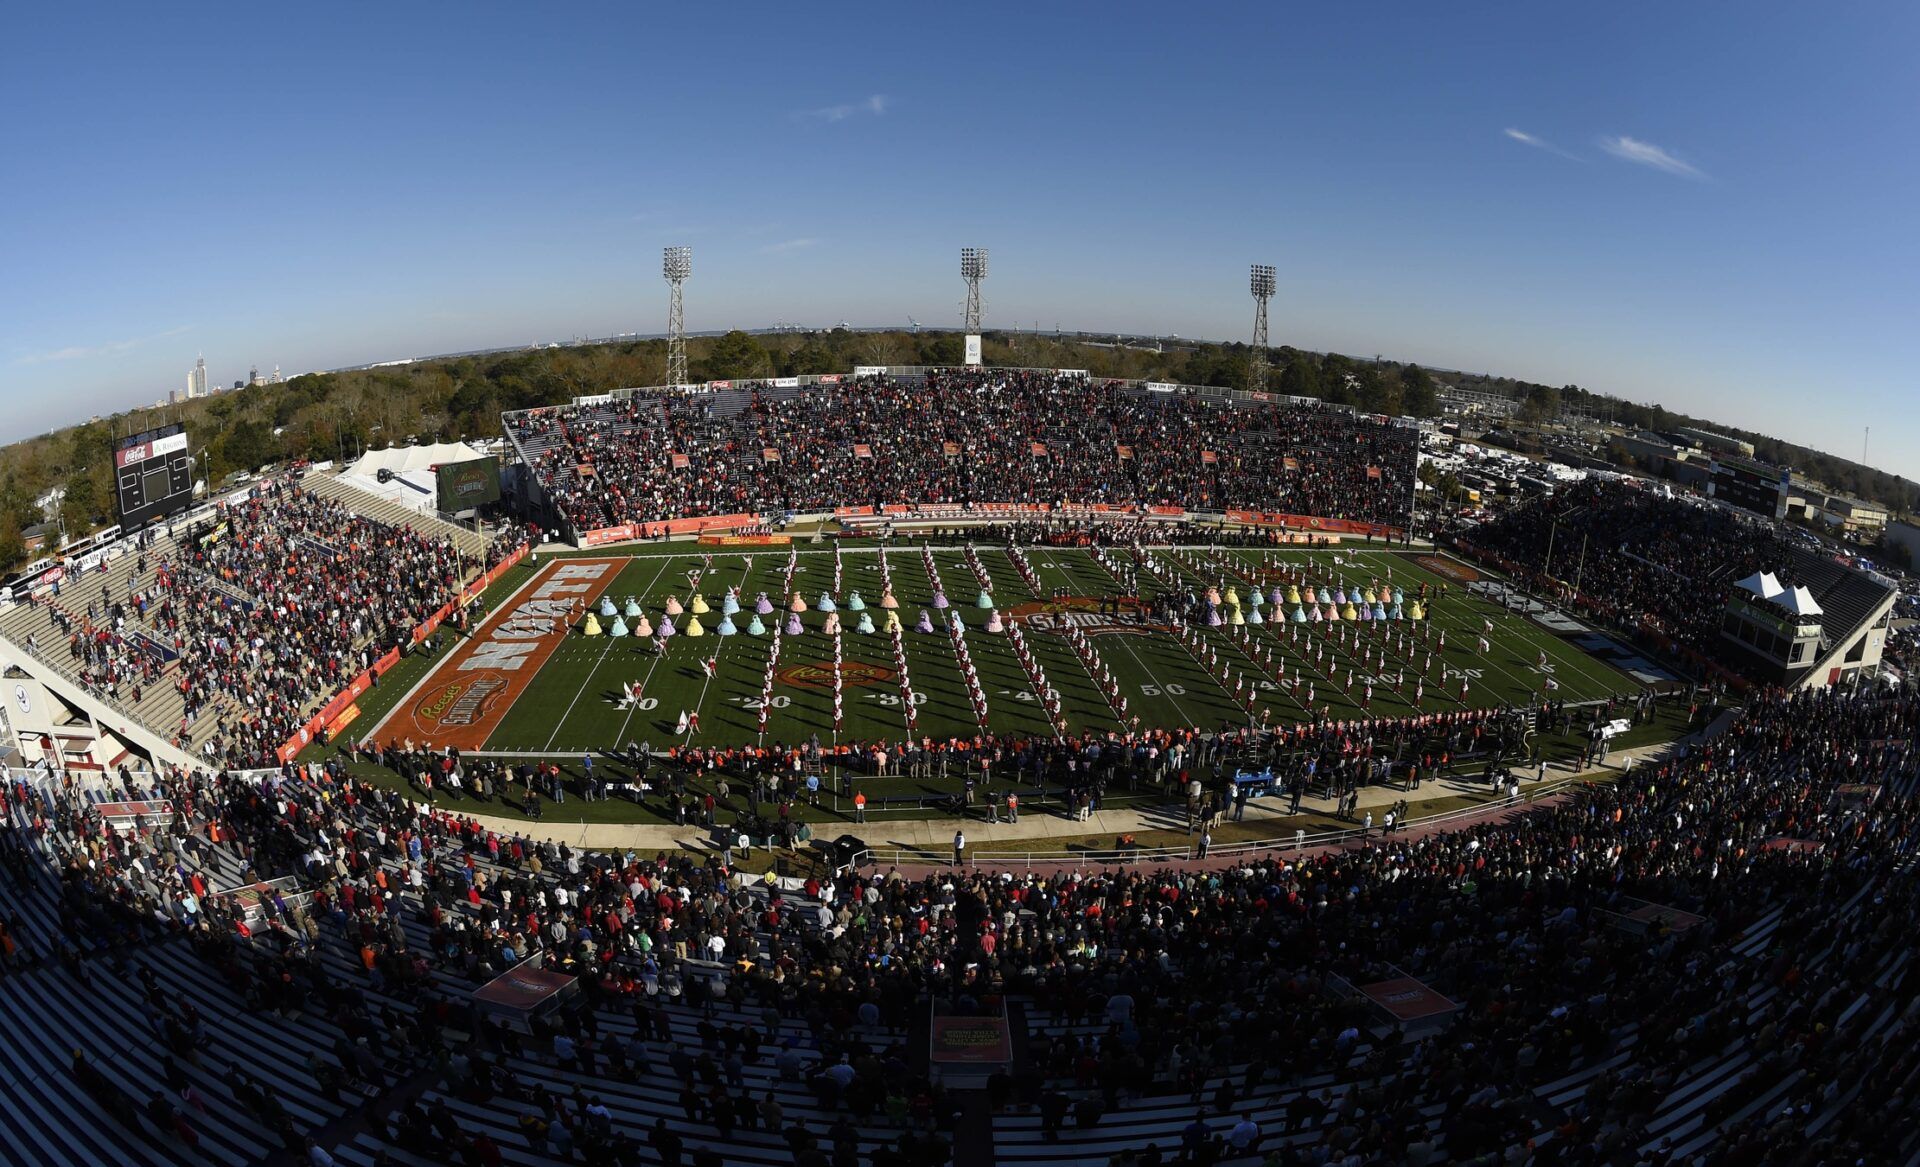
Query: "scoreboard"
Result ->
[[115, 424, 195, 527]]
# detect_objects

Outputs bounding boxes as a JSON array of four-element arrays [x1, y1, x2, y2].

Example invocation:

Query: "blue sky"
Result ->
[[3, 3, 1916, 483]]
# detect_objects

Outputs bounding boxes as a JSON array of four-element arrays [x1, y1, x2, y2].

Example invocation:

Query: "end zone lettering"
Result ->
[[462, 562, 612, 672]]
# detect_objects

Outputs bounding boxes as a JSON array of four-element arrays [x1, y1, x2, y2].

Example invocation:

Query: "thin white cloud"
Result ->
[[1504, 127, 1582, 162], [13, 324, 191, 366], [761, 238, 820, 254], [1599, 135, 1706, 180], [796, 94, 890, 123], [15, 345, 92, 365]]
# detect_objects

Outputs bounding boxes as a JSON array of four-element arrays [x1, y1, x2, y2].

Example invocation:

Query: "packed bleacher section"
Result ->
[[1458, 477, 1793, 658], [0, 476, 527, 768], [505, 370, 1417, 538], [3, 678, 1918, 1166]]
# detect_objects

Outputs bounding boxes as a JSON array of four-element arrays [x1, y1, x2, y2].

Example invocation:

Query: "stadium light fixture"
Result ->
[[961, 247, 988, 334], [1250, 263, 1276, 390], [664, 246, 691, 386]]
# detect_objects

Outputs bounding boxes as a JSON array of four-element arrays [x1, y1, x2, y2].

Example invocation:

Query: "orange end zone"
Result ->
[[368, 558, 624, 752]]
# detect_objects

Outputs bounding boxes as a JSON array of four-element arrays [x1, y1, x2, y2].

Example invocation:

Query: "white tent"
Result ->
[[1736, 571, 1785, 601], [340, 442, 487, 516], [1780, 586, 1824, 618], [346, 442, 485, 480]]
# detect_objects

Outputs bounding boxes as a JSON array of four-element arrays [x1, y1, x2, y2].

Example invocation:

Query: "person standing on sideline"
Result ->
[[852, 790, 866, 822], [953, 829, 966, 867], [1006, 791, 1018, 823]]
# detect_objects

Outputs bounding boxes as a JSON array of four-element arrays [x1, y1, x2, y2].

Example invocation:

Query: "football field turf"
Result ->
[[372, 542, 1642, 756]]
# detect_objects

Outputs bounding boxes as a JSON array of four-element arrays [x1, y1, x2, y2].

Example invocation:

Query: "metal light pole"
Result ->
[[960, 248, 988, 333], [1249, 264, 1275, 390], [664, 246, 692, 387]]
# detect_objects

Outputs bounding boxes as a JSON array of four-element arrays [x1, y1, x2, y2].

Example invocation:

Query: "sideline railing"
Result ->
[[857, 770, 1601, 869]]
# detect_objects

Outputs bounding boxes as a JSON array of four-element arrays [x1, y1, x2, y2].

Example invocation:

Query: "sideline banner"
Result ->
[[1224, 509, 1402, 539], [579, 513, 760, 546]]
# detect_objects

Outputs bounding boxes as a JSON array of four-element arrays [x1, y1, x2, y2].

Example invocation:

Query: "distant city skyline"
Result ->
[[2, 3, 1915, 484]]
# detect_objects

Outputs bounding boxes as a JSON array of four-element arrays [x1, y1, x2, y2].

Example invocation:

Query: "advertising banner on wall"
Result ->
[[963, 334, 982, 365]]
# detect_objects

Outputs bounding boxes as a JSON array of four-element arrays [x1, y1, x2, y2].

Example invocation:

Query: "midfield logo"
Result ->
[[1414, 555, 1481, 584], [776, 662, 898, 690]]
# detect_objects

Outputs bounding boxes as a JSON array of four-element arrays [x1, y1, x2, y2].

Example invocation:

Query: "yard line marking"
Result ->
[[681, 555, 757, 742], [540, 555, 674, 752], [606, 552, 685, 745], [542, 637, 620, 752], [1350, 549, 1629, 698]]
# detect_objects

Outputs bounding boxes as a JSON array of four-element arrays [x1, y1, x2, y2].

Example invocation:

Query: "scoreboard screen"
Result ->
[[115, 424, 195, 527]]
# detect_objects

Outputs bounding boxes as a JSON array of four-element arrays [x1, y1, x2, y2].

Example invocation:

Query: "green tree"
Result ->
[[0, 517, 23, 574], [1517, 384, 1562, 425], [1278, 354, 1322, 399], [784, 337, 837, 375], [60, 469, 102, 533], [222, 420, 276, 475], [1400, 364, 1439, 417], [917, 334, 964, 366], [702, 330, 769, 380]]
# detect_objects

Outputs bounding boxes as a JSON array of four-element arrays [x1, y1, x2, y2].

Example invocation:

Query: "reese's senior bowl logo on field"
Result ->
[[776, 662, 898, 690], [1008, 596, 1160, 637], [1414, 555, 1481, 584], [416, 677, 509, 728]]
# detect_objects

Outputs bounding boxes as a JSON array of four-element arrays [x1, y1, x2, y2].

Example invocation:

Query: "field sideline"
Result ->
[[365, 542, 1644, 756]]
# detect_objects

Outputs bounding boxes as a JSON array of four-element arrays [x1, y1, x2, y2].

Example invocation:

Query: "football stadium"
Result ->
[[3, 354, 1914, 1167], [4, 10, 1920, 1167]]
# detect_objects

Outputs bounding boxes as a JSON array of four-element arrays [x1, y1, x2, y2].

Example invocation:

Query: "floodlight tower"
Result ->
[[960, 248, 988, 366], [663, 246, 692, 387], [1249, 263, 1276, 390], [960, 248, 988, 333]]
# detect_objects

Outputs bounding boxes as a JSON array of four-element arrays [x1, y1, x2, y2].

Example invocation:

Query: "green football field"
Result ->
[[457, 543, 1640, 755]]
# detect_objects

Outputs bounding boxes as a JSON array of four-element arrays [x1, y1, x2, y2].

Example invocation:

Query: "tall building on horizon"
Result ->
[[186, 355, 208, 399]]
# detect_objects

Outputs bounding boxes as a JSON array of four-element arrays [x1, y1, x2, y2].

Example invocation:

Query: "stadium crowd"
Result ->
[[1458, 478, 1790, 656], [4, 678, 1916, 1165], [357, 695, 1598, 840], [505, 371, 1415, 538], [31, 478, 527, 770]]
